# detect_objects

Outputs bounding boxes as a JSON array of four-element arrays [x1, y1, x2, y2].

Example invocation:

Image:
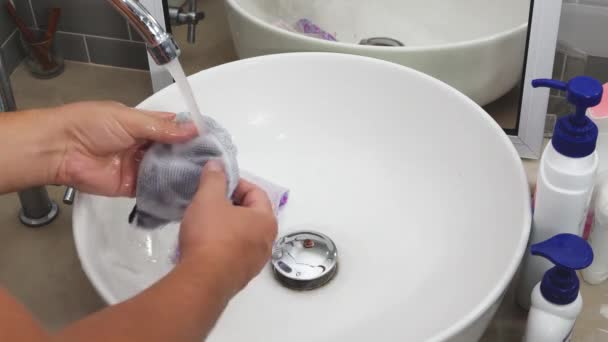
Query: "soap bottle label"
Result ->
[[580, 188, 595, 238], [583, 208, 594, 240]]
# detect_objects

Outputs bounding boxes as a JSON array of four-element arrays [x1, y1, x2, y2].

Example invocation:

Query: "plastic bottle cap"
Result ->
[[531, 234, 594, 305], [533, 76, 603, 158]]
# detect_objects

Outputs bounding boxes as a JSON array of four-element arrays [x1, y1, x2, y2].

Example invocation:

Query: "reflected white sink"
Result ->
[[224, 0, 530, 106], [73, 53, 531, 341]]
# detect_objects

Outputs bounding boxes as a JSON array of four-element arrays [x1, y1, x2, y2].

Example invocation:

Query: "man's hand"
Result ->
[[0, 101, 278, 342], [179, 160, 279, 294], [54, 101, 198, 196]]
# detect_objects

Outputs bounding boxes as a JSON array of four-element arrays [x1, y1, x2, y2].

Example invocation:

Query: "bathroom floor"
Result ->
[[0, 0, 606, 339]]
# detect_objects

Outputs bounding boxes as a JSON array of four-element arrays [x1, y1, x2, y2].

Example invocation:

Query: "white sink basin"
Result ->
[[224, 0, 530, 106], [73, 53, 531, 341]]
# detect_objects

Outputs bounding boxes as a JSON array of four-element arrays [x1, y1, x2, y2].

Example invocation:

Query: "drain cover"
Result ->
[[359, 37, 404, 47], [271, 230, 338, 290]]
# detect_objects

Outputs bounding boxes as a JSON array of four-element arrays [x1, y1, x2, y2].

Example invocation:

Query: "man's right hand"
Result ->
[[179, 160, 278, 295]]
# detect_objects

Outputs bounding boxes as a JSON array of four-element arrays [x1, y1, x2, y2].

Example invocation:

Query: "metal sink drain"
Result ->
[[271, 230, 338, 291], [359, 37, 404, 47]]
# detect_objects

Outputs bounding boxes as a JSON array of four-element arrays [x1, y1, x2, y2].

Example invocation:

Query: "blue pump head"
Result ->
[[532, 76, 603, 158], [531, 234, 594, 305]]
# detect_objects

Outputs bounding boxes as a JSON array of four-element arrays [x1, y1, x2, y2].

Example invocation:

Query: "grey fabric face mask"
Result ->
[[129, 113, 239, 229]]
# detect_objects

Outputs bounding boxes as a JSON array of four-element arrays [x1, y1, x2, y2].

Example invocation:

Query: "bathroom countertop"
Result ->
[[484, 85, 520, 131]]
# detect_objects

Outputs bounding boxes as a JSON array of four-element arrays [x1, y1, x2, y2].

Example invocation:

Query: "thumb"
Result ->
[[124, 108, 199, 143], [194, 159, 228, 205]]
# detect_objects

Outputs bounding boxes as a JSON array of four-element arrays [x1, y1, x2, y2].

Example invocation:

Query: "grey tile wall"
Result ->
[[563, 53, 588, 81], [580, 0, 608, 6], [550, 46, 608, 117], [14, 0, 36, 27], [0, 2, 15, 43], [553, 0, 608, 106], [548, 95, 572, 117], [551, 51, 565, 96], [586, 56, 608, 83], [53, 32, 88, 62], [544, 1, 608, 134], [0, 0, 26, 76], [126, 22, 144, 42], [565, 0, 608, 4], [86, 37, 148, 70], [0, 30, 24, 75], [31, 0, 130, 39], [2, 0, 149, 70]]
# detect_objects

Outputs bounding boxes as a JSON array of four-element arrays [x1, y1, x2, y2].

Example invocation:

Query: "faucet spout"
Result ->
[[108, 0, 180, 65]]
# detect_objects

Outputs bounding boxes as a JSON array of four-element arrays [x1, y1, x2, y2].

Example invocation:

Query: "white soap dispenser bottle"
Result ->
[[523, 233, 594, 342], [517, 76, 603, 309]]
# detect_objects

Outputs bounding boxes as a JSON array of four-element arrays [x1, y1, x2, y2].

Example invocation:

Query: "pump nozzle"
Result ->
[[531, 234, 593, 305], [534, 76, 603, 122], [532, 79, 567, 92], [532, 76, 603, 158]]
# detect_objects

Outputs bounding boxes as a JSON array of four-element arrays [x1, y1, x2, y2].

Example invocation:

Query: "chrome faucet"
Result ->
[[1, 54, 59, 227], [63, 0, 184, 205], [108, 0, 181, 65]]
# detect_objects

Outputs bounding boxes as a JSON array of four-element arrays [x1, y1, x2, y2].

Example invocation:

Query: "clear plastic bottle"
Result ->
[[516, 76, 603, 309]]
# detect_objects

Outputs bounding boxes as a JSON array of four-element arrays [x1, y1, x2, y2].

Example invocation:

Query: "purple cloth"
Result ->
[[295, 19, 337, 41]]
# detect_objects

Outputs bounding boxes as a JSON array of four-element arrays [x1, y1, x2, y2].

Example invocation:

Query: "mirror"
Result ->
[[548, 0, 608, 125], [161, 0, 561, 159]]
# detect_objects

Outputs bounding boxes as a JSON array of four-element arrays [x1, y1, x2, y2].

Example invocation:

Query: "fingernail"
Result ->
[[205, 159, 224, 173], [175, 112, 193, 123], [176, 121, 199, 137], [134, 149, 146, 162], [158, 112, 176, 120], [144, 110, 176, 120]]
